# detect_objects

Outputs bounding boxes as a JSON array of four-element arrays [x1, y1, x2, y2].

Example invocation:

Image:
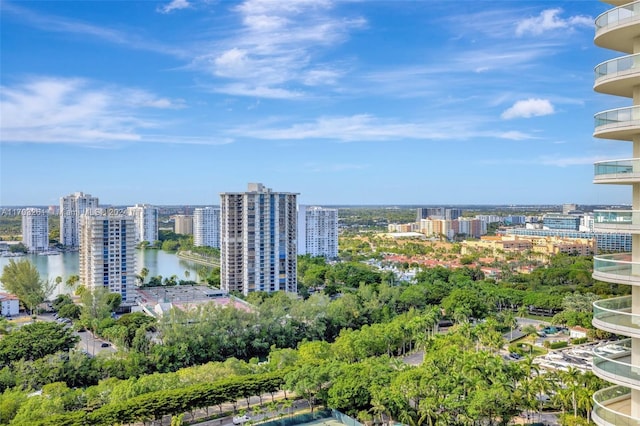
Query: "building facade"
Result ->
[[590, 5, 640, 423], [127, 204, 158, 244], [174, 215, 193, 235], [542, 214, 581, 231], [193, 207, 220, 248], [60, 192, 99, 248], [21, 208, 49, 252], [220, 183, 298, 295], [297, 206, 338, 259], [79, 214, 136, 302]]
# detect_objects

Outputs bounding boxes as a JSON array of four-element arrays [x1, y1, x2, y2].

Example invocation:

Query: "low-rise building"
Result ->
[[0, 292, 20, 316]]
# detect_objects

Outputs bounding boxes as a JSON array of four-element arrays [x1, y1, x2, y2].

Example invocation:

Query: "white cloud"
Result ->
[[232, 114, 535, 142], [0, 76, 213, 145], [516, 9, 592, 37], [501, 98, 555, 119], [189, 0, 365, 98], [158, 0, 191, 14], [3, 2, 187, 58]]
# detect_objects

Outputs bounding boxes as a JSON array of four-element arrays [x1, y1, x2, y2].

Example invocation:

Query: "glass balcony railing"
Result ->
[[596, 1, 640, 31], [592, 339, 640, 386], [596, 54, 640, 81], [593, 386, 639, 426], [593, 296, 640, 336], [594, 210, 640, 231], [595, 106, 640, 130], [594, 159, 640, 178], [593, 254, 640, 285]]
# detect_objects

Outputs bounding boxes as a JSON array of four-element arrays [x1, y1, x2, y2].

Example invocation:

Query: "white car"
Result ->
[[233, 415, 251, 424]]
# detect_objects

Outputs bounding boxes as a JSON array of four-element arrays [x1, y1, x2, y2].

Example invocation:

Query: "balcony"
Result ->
[[595, 1, 640, 53], [593, 254, 640, 286], [595, 159, 640, 184], [593, 339, 640, 389], [594, 210, 640, 232], [593, 386, 639, 426], [593, 296, 640, 337], [595, 106, 640, 140], [595, 54, 640, 97]]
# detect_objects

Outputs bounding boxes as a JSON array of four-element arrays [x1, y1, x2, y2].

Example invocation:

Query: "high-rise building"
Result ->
[[79, 214, 136, 302], [174, 215, 193, 235], [60, 192, 99, 248], [297, 206, 338, 259], [445, 208, 462, 221], [220, 183, 298, 295], [127, 204, 158, 244], [193, 207, 220, 248], [22, 209, 48, 252], [591, 6, 640, 423]]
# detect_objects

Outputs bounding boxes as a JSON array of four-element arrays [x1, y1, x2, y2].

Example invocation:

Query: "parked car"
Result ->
[[233, 415, 251, 424], [100, 342, 110, 348]]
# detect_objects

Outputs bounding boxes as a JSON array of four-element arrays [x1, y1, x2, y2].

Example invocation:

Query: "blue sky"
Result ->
[[0, 0, 631, 206]]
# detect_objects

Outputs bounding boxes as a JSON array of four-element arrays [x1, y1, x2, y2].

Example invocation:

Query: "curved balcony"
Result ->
[[593, 254, 640, 286], [594, 106, 640, 140], [595, 1, 640, 53], [594, 159, 640, 184], [595, 54, 640, 97], [593, 296, 640, 337], [593, 339, 640, 389], [593, 386, 639, 426], [594, 210, 640, 233]]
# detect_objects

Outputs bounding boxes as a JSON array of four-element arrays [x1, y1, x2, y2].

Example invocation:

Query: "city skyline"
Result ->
[[0, 1, 629, 205]]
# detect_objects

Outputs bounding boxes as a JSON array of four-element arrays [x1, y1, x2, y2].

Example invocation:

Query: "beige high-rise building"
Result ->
[[79, 214, 136, 302], [591, 3, 640, 424], [60, 192, 99, 248], [174, 215, 193, 235], [220, 183, 298, 295]]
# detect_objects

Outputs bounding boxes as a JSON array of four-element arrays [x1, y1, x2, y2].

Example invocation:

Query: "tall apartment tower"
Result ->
[[174, 215, 193, 235], [220, 183, 298, 295], [22, 209, 49, 252], [193, 207, 220, 248], [127, 204, 158, 244], [79, 214, 136, 302], [591, 3, 640, 424], [297, 206, 338, 259], [60, 192, 99, 248]]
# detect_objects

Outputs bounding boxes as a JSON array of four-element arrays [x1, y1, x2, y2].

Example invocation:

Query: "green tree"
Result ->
[[0, 322, 78, 364], [0, 259, 55, 314]]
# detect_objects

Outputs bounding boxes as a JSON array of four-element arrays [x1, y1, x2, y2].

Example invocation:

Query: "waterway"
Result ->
[[0, 250, 206, 295]]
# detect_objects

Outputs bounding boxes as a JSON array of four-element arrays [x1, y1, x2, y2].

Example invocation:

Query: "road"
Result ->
[[34, 312, 116, 355], [194, 399, 310, 426]]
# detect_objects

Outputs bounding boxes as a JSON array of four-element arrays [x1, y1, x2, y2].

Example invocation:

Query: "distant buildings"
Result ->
[[21, 208, 48, 252], [193, 207, 220, 248], [174, 215, 193, 235], [127, 204, 159, 244], [297, 205, 338, 259], [79, 214, 136, 302], [220, 183, 298, 295], [60, 192, 99, 248]]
